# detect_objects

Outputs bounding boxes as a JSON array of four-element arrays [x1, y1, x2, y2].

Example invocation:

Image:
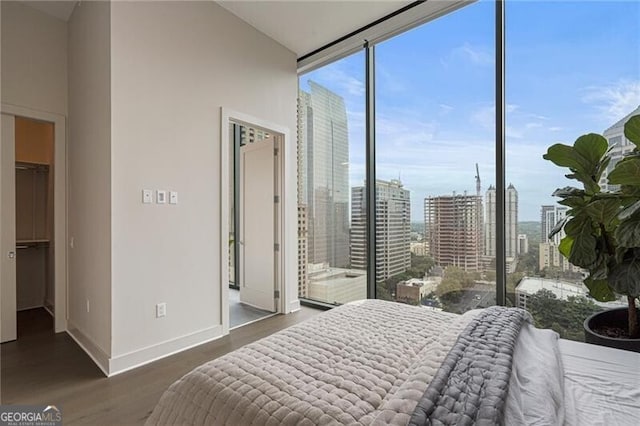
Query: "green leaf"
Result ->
[[558, 197, 587, 208], [565, 171, 600, 194], [584, 199, 621, 225], [568, 221, 598, 268], [548, 216, 569, 240], [543, 144, 585, 171], [615, 247, 628, 264], [615, 214, 640, 248], [621, 184, 640, 197], [558, 236, 573, 258], [589, 254, 609, 280], [552, 186, 585, 198], [609, 158, 640, 186], [564, 215, 590, 237], [624, 115, 640, 148], [584, 276, 617, 302], [574, 133, 608, 167], [608, 256, 640, 297]]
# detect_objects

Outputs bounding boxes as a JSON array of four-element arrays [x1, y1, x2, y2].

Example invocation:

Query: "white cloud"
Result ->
[[582, 80, 640, 124], [444, 42, 493, 67], [439, 104, 454, 116]]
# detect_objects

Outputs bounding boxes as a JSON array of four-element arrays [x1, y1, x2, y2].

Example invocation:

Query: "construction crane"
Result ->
[[475, 163, 481, 197]]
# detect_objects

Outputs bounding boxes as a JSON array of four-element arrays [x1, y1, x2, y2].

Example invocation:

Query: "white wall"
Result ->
[[109, 1, 296, 372], [1, 1, 67, 115], [67, 1, 112, 367]]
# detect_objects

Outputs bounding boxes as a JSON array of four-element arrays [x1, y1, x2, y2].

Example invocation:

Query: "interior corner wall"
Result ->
[[0, 1, 67, 115], [67, 1, 112, 368], [109, 0, 297, 372]]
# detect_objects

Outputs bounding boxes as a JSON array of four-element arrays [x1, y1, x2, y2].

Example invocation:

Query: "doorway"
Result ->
[[1, 107, 67, 343], [227, 122, 280, 329]]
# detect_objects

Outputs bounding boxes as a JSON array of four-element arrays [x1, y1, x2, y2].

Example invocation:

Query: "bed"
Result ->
[[146, 299, 640, 425]]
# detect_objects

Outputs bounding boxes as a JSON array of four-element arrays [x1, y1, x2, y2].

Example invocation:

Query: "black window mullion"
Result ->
[[495, 0, 506, 306], [365, 42, 377, 299]]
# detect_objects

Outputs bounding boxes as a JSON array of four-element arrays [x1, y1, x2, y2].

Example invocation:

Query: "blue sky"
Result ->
[[300, 0, 640, 222]]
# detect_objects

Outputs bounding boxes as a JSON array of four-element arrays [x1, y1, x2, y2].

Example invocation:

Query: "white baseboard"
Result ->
[[66, 321, 110, 376], [108, 325, 224, 376], [288, 299, 301, 313]]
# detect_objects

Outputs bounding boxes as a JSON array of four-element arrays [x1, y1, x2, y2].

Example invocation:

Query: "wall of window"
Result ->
[[374, 0, 496, 314], [505, 0, 640, 340], [297, 0, 640, 341], [297, 53, 367, 305]]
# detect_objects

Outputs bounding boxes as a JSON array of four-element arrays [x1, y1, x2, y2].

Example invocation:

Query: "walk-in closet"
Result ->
[[14, 116, 55, 329]]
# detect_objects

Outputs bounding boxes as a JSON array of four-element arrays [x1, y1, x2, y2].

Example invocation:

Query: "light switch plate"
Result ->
[[169, 191, 178, 204], [142, 189, 153, 204], [157, 190, 167, 204]]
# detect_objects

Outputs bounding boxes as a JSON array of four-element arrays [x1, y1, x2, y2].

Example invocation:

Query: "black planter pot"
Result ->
[[584, 307, 640, 353]]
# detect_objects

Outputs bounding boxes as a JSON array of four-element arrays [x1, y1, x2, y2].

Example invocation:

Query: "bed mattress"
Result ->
[[561, 339, 640, 426], [147, 300, 639, 425], [146, 300, 478, 425]]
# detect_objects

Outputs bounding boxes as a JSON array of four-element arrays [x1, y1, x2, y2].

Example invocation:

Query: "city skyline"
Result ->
[[299, 0, 640, 222]]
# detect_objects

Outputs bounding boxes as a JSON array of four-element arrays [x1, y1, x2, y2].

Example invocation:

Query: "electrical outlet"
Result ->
[[157, 190, 167, 204], [86, 299, 90, 313], [156, 303, 167, 318]]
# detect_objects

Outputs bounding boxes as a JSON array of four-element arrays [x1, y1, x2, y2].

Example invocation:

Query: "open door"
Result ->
[[1, 113, 17, 342], [238, 132, 277, 312]]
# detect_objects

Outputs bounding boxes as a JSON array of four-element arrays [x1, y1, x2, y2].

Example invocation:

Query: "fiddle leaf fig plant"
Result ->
[[543, 114, 640, 339]]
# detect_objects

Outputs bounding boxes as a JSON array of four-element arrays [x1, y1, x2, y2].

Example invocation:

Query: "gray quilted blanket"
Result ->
[[146, 300, 478, 425], [408, 306, 532, 426]]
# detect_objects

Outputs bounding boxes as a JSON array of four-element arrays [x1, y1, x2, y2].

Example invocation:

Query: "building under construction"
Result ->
[[424, 192, 483, 272]]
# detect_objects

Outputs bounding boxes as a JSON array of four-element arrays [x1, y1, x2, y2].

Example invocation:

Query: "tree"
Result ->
[[526, 289, 602, 341]]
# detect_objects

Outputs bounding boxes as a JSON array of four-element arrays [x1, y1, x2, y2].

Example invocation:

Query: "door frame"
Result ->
[[220, 108, 289, 335], [1, 103, 67, 334]]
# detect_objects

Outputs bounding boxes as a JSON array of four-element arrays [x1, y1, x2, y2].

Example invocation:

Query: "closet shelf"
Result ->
[[16, 239, 50, 249]]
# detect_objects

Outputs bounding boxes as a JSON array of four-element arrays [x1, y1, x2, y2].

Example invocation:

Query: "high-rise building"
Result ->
[[517, 234, 529, 254], [351, 179, 411, 282], [541, 205, 567, 245], [298, 82, 350, 269], [484, 185, 496, 257], [425, 192, 482, 272], [483, 184, 518, 259], [539, 204, 578, 272], [599, 105, 640, 192], [506, 184, 518, 258]]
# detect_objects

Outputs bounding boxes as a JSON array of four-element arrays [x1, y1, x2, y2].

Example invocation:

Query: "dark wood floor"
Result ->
[[1, 307, 322, 425]]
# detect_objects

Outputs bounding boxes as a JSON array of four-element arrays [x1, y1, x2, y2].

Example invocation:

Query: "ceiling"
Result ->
[[21, 0, 412, 58], [216, 1, 412, 57]]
